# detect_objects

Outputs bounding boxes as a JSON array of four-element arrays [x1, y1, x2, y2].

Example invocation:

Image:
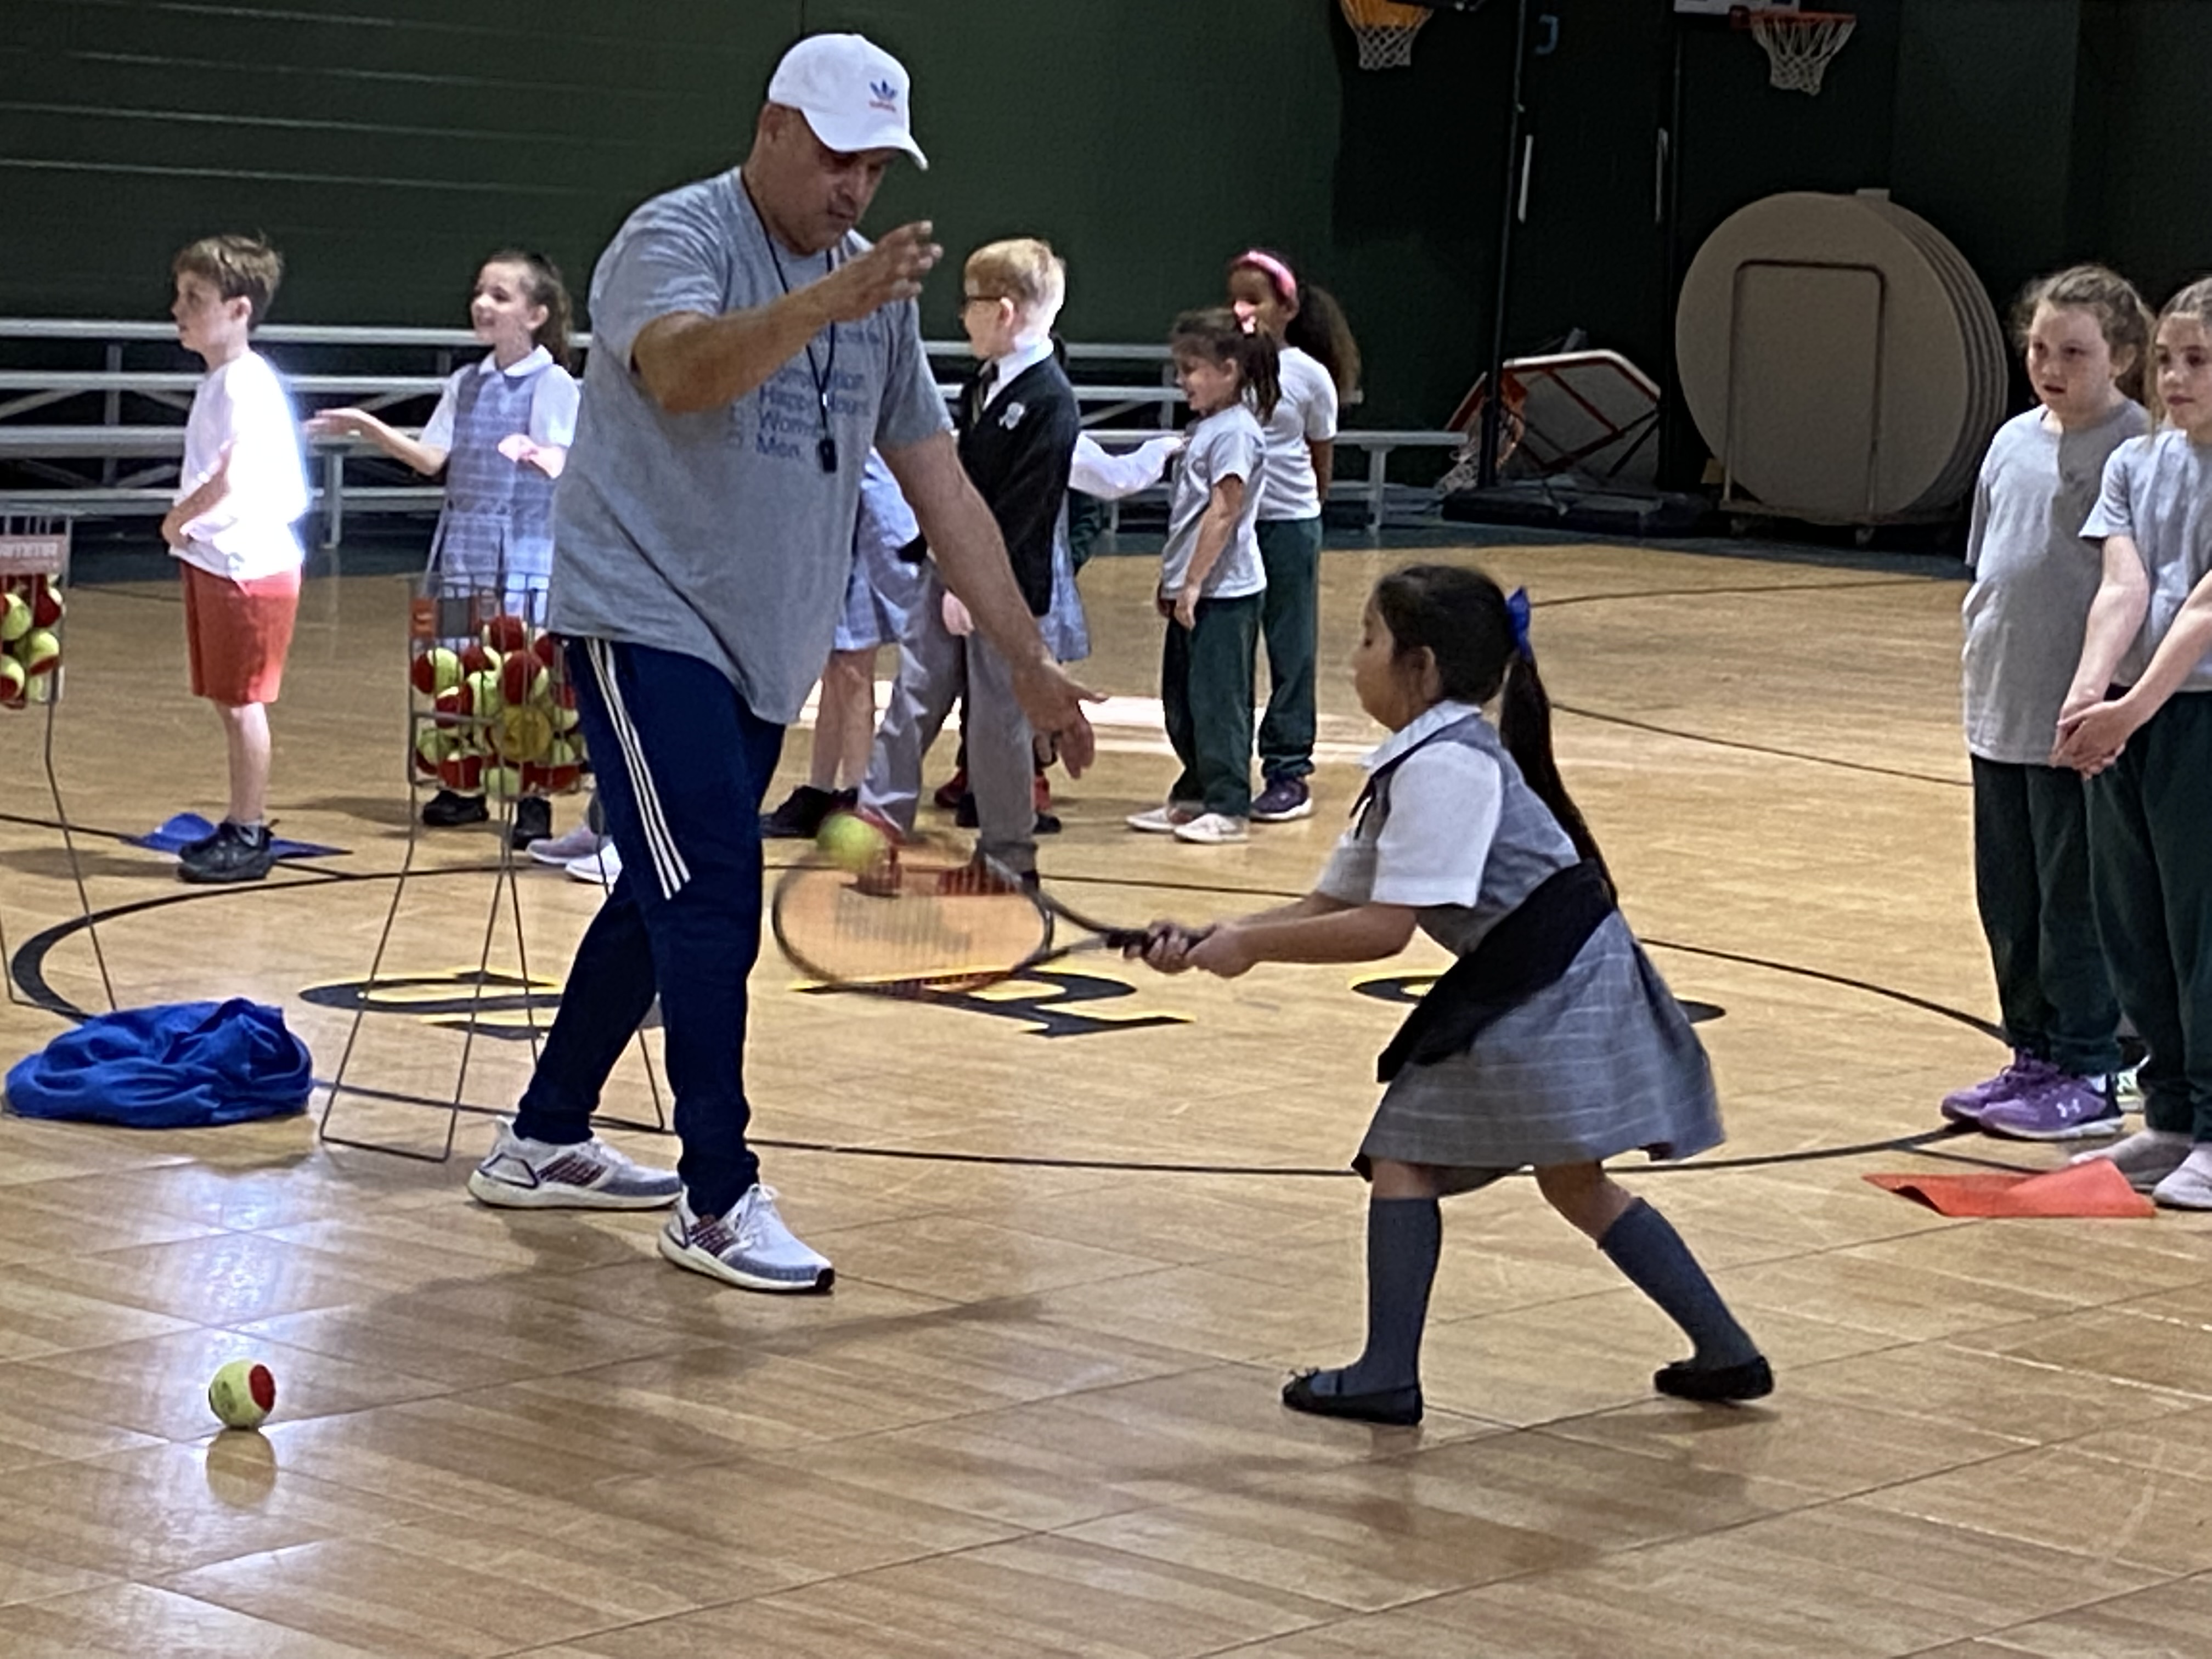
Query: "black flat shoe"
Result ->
[[1280, 1370, 1423, 1426], [1654, 1355, 1774, 1403]]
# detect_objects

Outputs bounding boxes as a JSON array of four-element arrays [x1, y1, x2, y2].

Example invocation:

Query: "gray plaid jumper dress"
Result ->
[[1335, 709, 1723, 1193]]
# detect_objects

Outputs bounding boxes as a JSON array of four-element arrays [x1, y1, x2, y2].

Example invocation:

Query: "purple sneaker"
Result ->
[[1980, 1073, 2124, 1142], [1939, 1052, 2055, 1126]]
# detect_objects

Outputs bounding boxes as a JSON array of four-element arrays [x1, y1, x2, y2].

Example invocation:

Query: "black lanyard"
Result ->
[[743, 176, 840, 474]]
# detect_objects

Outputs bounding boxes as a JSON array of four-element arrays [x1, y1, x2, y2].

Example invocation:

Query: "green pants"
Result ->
[[1257, 516, 1322, 782], [1971, 757, 2121, 1076], [1162, 593, 1262, 816], [2085, 692, 2212, 1139]]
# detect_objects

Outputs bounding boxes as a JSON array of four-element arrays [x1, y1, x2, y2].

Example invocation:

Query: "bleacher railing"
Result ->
[[0, 320, 1453, 540]]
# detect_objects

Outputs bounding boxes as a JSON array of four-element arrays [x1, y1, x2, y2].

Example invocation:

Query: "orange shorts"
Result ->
[[180, 561, 301, 706]]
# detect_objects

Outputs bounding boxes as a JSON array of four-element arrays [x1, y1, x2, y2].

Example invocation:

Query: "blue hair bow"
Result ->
[[1506, 586, 1533, 659]]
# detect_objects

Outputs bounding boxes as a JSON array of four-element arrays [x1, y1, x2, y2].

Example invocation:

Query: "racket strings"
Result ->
[[774, 861, 1052, 990]]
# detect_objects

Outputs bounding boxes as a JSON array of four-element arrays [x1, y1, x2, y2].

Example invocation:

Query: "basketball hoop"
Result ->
[[1338, 0, 1432, 70], [1737, 8, 1856, 95]]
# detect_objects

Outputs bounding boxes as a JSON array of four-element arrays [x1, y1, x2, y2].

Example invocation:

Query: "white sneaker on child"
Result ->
[[2152, 1147, 2212, 1210], [1127, 803, 1199, 833], [566, 842, 623, 885], [1173, 812, 1249, 844], [531, 823, 608, 866], [2072, 1127, 2191, 1192]]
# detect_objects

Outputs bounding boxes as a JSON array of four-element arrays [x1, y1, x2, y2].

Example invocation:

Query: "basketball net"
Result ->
[[1747, 10, 1856, 95], [1338, 0, 1431, 70]]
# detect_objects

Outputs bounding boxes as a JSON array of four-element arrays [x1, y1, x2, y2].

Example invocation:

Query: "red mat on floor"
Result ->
[[1865, 1158, 2154, 1218]]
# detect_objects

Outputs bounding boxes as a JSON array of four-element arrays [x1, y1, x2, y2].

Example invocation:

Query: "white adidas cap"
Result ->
[[767, 33, 928, 170]]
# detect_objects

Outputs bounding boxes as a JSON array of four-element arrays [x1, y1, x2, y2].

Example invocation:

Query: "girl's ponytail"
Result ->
[[1170, 307, 1282, 421], [1498, 650, 1609, 887], [1240, 325, 1283, 422], [1287, 284, 1362, 399]]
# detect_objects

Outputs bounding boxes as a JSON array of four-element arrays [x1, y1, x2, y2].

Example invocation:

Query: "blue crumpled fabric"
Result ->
[[4, 999, 313, 1128]]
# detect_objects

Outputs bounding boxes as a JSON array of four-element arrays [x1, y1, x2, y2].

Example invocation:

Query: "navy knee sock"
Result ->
[[1598, 1197, 1758, 1369], [1317, 1196, 1441, 1396]]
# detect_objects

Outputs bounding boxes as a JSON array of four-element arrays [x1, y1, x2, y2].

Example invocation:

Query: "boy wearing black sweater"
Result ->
[[860, 239, 1081, 874]]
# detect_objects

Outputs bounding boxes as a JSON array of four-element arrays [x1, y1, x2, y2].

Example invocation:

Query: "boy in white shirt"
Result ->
[[161, 235, 309, 884]]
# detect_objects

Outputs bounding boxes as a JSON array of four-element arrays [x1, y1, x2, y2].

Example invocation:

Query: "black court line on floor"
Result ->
[[6, 838, 2012, 1179]]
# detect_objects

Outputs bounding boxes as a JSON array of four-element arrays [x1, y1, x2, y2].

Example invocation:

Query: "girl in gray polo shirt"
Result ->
[[2060, 278, 2212, 1207], [1944, 267, 2149, 1141]]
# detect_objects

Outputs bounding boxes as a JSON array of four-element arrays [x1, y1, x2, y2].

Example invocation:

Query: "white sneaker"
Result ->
[[2153, 1146, 2212, 1210], [1127, 802, 1199, 833], [466, 1122, 680, 1210], [659, 1186, 833, 1292], [566, 842, 622, 885], [2072, 1127, 2191, 1192], [1173, 812, 1249, 844], [531, 824, 608, 866]]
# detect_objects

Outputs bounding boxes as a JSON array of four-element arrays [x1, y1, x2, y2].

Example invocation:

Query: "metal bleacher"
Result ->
[[0, 319, 1459, 544]]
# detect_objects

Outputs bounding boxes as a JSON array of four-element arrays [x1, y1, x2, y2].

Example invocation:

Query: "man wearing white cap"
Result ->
[[461, 33, 1097, 1292]]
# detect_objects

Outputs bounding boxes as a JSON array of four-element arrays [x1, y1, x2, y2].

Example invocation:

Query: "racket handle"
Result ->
[[1103, 928, 1151, 950]]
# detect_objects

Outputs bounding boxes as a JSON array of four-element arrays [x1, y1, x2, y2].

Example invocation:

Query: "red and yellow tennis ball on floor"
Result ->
[[818, 811, 890, 873], [207, 1359, 275, 1430]]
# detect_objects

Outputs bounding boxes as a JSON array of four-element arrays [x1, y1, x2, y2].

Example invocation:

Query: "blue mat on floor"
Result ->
[[130, 813, 346, 861]]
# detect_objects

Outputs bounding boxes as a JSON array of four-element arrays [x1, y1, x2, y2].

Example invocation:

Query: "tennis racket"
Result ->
[[770, 848, 1157, 994]]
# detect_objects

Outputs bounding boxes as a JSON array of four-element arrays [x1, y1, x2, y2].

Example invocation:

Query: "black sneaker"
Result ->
[[508, 795, 554, 850], [1251, 775, 1314, 823], [422, 788, 488, 828], [760, 785, 852, 839], [178, 821, 275, 885]]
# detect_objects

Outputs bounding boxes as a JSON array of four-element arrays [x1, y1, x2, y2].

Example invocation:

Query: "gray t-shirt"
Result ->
[[550, 170, 949, 722], [1961, 400, 2147, 763], [2081, 424, 2212, 696], [1160, 405, 1266, 599]]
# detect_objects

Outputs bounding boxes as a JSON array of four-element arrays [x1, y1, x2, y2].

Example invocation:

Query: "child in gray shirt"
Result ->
[[1945, 266, 2149, 1142], [1126, 308, 1276, 845]]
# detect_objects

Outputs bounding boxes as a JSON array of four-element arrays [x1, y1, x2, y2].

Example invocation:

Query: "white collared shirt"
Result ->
[[1318, 701, 1503, 908], [420, 345, 581, 453], [978, 337, 1055, 411]]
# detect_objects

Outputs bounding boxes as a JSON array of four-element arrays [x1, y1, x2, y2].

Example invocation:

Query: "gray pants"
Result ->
[[860, 568, 1037, 873]]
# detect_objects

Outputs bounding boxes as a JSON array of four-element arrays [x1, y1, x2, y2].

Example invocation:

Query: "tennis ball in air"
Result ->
[[15, 629, 59, 676], [0, 590, 27, 644], [817, 811, 888, 873], [207, 1359, 276, 1430]]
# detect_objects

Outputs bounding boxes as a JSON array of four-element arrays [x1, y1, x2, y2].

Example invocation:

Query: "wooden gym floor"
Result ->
[[1, 539, 2207, 1659]]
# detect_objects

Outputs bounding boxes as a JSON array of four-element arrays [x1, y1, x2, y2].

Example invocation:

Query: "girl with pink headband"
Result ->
[[1226, 249, 1363, 823]]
